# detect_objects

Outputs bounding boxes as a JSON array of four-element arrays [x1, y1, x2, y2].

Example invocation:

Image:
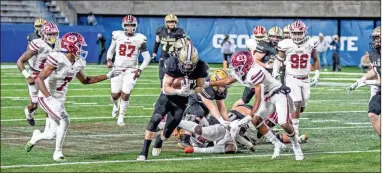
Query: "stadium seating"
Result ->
[[0, 0, 70, 25]]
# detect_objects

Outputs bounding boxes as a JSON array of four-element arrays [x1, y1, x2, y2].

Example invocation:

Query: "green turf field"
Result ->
[[1, 63, 380, 172]]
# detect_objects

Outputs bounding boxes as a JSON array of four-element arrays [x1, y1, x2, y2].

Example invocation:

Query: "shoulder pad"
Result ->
[[246, 39, 257, 51], [156, 27, 165, 34], [176, 28, 187, 37], [256, 41, 268, 53], [163, 57, 178, 76], [199, 60, 209, 78], [112, 31, 124, 40], [201, 87, 216, 100], [76, 58, 87, 70], [135, 33, 147, 42], [46, 52, 63, 68], [246, 66, 265, 86], [277, 39, 293, 52], [28, 39, 43, 52]]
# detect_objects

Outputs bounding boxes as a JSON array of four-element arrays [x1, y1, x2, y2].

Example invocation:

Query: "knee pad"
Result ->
[[147, 113, 163, 132]]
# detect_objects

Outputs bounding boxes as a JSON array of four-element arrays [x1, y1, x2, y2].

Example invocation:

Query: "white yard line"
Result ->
[[310, 120, 340, 123], [0, 111, 366, 122], [0, 149, 379, 169], [345, 122, 371, 125]]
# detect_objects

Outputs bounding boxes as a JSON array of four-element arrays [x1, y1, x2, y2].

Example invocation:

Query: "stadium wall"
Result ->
[[1, 17, 380, 66]]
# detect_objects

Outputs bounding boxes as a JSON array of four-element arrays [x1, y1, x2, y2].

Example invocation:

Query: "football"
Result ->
[[171, 77, 185, 89]]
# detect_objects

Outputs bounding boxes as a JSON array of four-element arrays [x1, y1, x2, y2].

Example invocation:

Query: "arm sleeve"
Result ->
[[139, 51, 151, 70], [106, 33, 117, 60]]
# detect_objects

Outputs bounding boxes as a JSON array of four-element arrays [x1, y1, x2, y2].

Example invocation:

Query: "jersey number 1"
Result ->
[[119, 44, 136, 58], [290, 54, 309, 69]]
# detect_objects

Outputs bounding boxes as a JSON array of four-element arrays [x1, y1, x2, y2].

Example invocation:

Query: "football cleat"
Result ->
[[117, 117, 125, 126], [184, 146, 194, 153], [25, 141, 35, 152], [271, 142, 286, 159], [53, 151, 65, 162], [25, 107, 35, 126], [136, 155, 147, 161], [292, 144, 304, 160], [152, 148, 162, 156]]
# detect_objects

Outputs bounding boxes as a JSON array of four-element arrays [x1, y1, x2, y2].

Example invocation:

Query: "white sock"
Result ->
[[111, 97, 120, 111], [292, 119, 300, 137], [55, 118, 69, 152], [263, 130, 281, 145], [119, 100, 129, 119], [31, 118, 58, 144], [194, 145, 225, 154], [178, 120, 198, 132], [43, 117, 50, 133], [287, 132, 299, 147]]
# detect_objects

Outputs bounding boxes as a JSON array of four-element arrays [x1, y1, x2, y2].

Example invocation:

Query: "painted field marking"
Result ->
[[1, 150, 379, 169], [310, 120, 340, 123], [345, 122, 371, 125], [0, 110, 367, 122]]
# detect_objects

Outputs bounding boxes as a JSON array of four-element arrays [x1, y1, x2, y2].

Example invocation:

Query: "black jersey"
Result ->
[[27, 31, 41, 42], [187, 86, 227, 117], [369, 48, 381, 79], [256, 40, 278, 63], [156, 26, 186, 58], [163, 56, 209, 101]]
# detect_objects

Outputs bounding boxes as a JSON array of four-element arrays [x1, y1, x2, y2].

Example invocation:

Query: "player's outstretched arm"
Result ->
[[216, 100, 229, 121], [16, 47, 37, 82], [35, 64, 55, 97], [208, 76, 237, 87], [76, 69, 121, 85], [200, 95, 230, 129]]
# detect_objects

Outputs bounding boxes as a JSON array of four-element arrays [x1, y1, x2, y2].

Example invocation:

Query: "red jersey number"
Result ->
[[56, 76, 73, 91], [290, 54, 309, 69], [118, 44, 136, 58]]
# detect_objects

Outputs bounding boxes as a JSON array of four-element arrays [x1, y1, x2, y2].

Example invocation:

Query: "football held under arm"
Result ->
[[162, 74, 180, 95]]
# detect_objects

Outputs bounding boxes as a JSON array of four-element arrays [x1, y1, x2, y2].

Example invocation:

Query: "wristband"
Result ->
[[22, 69, 30, 79]]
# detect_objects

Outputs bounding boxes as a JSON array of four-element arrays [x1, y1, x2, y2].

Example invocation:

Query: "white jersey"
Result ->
[[107, 30, 147, 69], [233, 64, 282, 99], [245, 38, 257, 56], [38, 52, 86, 102], [28, 38, 60, 72], [278, 38, 317, 77]]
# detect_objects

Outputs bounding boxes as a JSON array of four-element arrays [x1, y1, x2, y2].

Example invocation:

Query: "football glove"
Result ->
[[177, 79, 194, 97], [310, 70, 320, 87], [346, 80, 367, 93], [217, 117, 230, 130], [106, 68, 123, 79]]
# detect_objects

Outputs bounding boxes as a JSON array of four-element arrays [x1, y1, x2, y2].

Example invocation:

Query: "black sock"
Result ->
[[183, 134, 191, 144], [140, 139, 152, 157], [154, 134, 163, 148]]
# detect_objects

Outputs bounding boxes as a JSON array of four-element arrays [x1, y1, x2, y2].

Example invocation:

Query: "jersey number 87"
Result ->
[[119, 44, 136, 58]]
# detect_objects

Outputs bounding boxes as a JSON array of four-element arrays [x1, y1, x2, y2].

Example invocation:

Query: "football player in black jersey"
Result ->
[[27, 18, 45, 44], [137, 43, 209, 160], [152, 14, 187, 88], [347, 26, 381, 136], [177, 69, 231, 148]]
